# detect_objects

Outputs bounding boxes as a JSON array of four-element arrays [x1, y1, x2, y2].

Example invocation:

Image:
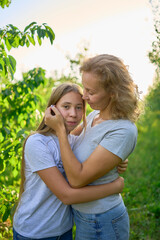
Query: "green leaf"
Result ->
[[27, 34, 35, 45], [8, 55, 16, 72], [0, 58, 5, 73], [37, 35, 42, 46], [0, 132, 4, 142], [4, 56, 10, 66], [37, 27, 42, 39], [44, 25, 55, 44], [24, 22, 37, 32], [0, 0, 11, 8], [19, 35, 26, 46], [8, 24, 18, 31], [13, 35, 20, 48], [5, 38, 12, 51], [8, 65, 14, 79], [4, 127, 11, 134], [26, 39, 30, 47], [0, 159, 6, 173], [41, 29, 46, 39], [45, 25, 55, 39], [47, 30, 54, 44], [0, 63, 3, 71], [0, 68, 6, 77], [16, 129, 25, 138], [2, 88, 12, 96], [45, 31, 48, 38], [2, 207, 10, 222]]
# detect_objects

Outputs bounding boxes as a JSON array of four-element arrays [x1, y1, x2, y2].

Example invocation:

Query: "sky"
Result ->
[[0, 0, 157, 96]]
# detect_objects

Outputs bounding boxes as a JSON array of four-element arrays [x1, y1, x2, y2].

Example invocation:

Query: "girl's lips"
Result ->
[[66, 121, 77, 126]]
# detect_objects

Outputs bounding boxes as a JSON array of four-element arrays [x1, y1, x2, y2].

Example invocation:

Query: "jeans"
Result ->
[[72, 201, 129, 240], [13, 228, 73, 240]]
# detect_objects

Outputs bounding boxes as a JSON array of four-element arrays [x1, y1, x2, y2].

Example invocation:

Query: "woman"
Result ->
[[13, 83, 125, 240], [45, 54, 140, 240]]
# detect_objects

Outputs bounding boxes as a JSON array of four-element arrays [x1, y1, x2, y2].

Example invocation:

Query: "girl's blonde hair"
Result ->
[[80, 54, 140, 122], [19, 83, 86, 199]]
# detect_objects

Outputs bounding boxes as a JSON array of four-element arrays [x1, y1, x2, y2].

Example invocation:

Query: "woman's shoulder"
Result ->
[[68, 134, 78, 148], [113, 119, 138, 138], [119, 119, 137, 130], [87, 110, 99, 120]]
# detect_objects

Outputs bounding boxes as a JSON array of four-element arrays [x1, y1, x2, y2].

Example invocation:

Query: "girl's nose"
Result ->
[[70, 108, 77, 117]]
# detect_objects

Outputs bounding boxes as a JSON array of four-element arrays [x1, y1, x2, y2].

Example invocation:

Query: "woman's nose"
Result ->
[[82, 90, 88, 100], [82, 94, 89, 100]]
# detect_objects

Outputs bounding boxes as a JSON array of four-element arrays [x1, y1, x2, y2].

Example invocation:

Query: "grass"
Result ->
[[121, 123, 160, 240]]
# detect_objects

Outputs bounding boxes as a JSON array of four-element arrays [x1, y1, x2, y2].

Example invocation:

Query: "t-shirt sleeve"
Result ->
[[25, 135, 56, 172], [68, 134, 78, 149], [86, 110, 98, 121], [99, 125, 137, 161]]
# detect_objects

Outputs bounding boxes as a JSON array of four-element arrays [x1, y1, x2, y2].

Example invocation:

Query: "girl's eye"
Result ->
[[76, 106, 82, 110], [63, 105, 69, 109]]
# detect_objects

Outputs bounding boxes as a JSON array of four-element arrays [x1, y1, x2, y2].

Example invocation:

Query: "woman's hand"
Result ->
[[117, 159, 128, 174], [114, 176, 124, 193], [45, 106, 66, 134]]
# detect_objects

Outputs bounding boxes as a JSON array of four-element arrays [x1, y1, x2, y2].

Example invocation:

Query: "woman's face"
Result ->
[[56, 91, 83, 132], [82, 72, 111, 111]]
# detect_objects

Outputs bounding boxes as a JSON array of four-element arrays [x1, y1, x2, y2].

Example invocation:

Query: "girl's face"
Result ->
[[82, 72, 111, 111], [56, 91, 83, 133]]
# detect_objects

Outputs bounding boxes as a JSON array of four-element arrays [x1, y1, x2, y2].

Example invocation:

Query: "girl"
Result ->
[[13, 83, 125, 240]]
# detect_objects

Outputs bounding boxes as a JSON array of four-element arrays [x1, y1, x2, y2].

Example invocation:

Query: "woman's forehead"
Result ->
[[82, 72, 102, 90]]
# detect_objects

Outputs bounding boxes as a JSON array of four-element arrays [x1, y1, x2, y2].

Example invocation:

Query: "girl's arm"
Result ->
[[117, 159, 128, 174], [45, 106, 127, 188], [37, 166, 124, 205]]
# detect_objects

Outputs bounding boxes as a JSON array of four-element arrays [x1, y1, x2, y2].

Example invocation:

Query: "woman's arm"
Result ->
[[71, 125, 83, 136], [45, 106, 127, 188], [57, 130, 121, 187], [37, 166, 124, 205]]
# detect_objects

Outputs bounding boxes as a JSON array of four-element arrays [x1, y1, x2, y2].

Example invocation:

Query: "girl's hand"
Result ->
[[45, 106, 66, 134], [117, 159, 128, 174]]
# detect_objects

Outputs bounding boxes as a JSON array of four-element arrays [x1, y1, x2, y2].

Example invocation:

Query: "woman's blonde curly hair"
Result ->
[[80, 54, 140, 122]]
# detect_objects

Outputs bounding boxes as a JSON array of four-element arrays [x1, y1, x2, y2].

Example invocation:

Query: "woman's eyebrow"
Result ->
[[85, 87, 96, 92]]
